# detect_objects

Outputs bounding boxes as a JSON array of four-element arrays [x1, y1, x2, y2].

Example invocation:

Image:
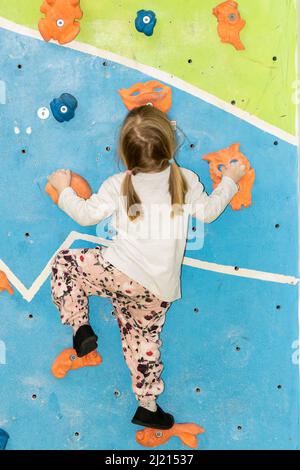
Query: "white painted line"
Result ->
[[183, 256, 299, 286], [0, 231, 298, 303], [0, 16, 297, 146]]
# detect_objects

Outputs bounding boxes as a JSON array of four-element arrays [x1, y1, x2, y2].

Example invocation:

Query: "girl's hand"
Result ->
[[221, 161, 246, 184], [47, 169, 71, 194]]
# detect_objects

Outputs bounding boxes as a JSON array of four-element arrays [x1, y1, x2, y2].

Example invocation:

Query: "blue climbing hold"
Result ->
[[50, 93, 78, 122], [0, 429, 9, 450], [135, 10, 157, 36]]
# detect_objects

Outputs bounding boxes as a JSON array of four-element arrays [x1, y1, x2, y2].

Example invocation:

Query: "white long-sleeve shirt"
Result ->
[[58, 166, 238, 301]]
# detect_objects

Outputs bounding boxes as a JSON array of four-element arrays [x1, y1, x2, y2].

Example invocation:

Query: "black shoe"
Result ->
[[131, 404, 174, 430], [73, 325, 98, 358]]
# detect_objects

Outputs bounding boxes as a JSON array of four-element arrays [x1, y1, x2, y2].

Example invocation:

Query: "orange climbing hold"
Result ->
[[45, 171, 92, 204], [203, 143, 255, 211], [119, 81, 172, 113], [213, 1, 246, 51], [38, 0, 83, 45], [136, 423, 205, 449], [0, 271, 13, 295], [51, 348, 102, 379]]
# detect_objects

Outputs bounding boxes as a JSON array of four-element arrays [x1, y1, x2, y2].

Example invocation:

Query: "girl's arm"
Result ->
[[189, 163, 245, 223], [57, 178, 116, 226]]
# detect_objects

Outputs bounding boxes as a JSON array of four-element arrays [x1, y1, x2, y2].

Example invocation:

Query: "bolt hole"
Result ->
[[231, 100, 236, 105], [235, 346, 241, 352], [273, 56, 277, 62], [192, 226, 197, 232], [17, 64, 22, 69], [277, 385, 282, 390], [105, 146, 111, 152], [195, 387, 201, 393], [274, 141, 279, 146], [194, 307, 199, 313], [28, 314, 33, 319], [276, 305, 281, 310], [32, 394, 37, 400], [25, 232, 30, 237], [237, 425, 242, 431], [234, 266, 239, 271], [188, 59, 192, 64], [275, 224, 280, 229], [114, 389, 121, 397], [21, 149, 26, 154], [74, 432, 80, 437], [190, 143, 195, 149]]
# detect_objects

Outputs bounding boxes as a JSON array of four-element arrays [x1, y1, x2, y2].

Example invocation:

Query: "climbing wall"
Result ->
[[0, 0, 299, 450]]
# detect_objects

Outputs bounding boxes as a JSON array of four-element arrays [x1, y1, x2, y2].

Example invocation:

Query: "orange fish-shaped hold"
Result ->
[[119, 81, 172, 113], [51, 348, 102, 378], [0, 271, 14, 295], [45, 171, 92, 205], [213, 1, 246, 51], [203, 143, 255, 210], [136, 423, 205, 449], [39, 0, 83, 45]]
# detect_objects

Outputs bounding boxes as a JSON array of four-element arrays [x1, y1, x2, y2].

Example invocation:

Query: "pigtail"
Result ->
[[169, 162, 188, 217], [121, 171, 143, 221]]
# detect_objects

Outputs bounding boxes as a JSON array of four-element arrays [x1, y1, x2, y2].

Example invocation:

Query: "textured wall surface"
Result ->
[[0, 0, 296, 134], [0, 1, 298, 450]]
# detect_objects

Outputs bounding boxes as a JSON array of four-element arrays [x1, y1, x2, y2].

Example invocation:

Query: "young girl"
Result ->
[[48, 105, 245, 430]]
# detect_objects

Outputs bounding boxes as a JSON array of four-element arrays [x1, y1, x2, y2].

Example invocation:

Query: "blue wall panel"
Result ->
[[0, 28, 298, 450]]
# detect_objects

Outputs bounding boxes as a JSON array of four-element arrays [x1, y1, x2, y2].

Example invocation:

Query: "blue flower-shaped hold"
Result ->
[[0, 429, 9, 450], [135, 10, 157, 37], [50, 93, 78, 123]]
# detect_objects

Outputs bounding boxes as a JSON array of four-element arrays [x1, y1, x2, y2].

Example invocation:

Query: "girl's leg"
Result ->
[[112, 287, 171, 409], [50, 245, 117, 355]]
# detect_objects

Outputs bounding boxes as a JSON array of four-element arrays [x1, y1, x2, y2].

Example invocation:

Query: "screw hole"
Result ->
[[102, 61, 108, 66], [276, 305, 281, 310], [273, 56, 277, 61], [275, 224, 280, 229], [21, 149, 26, 154], [32, 394, 37, 400], [188, 59, 192, 64], [235, 346, 241, 352], [17, 64, 22, 69], [25, 232, 30, 237], [277, 385, 282, 390], [274, 141, 279, 146], [195, 387, 201, 393], [194, 307, 199, 313], [190, 143, 195, 149], [192, 226, 197, 232], [234, 266, 239, 271], [74, 432, 80, 437], [28, 314, 33, 319], [231, 100, 236, 105], [105, 146, 111, 152], [114, 389, 121, 397], [237, 425, 242, 431]]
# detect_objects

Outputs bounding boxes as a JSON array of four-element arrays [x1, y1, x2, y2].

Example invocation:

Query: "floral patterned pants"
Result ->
[[50, 245, 171, 401]]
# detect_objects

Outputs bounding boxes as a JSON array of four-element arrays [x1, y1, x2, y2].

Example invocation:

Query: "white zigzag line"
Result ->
[[0, 16, 297, 146], [0, 231, 298, 303]]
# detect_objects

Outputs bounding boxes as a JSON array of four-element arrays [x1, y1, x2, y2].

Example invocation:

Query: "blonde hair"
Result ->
[[119, 105, 188, 221]]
